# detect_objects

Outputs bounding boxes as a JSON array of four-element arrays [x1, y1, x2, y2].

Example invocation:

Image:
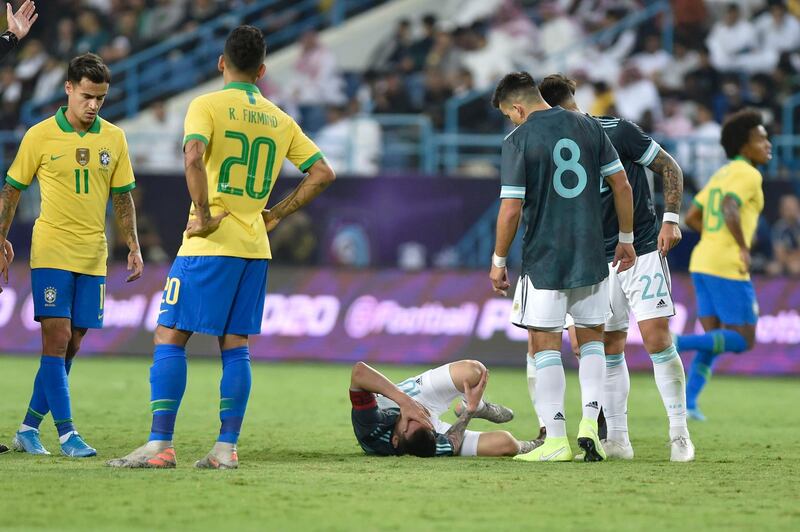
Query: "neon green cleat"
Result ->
[[577, 418, 606, 462], [513, 436, 573, 462]]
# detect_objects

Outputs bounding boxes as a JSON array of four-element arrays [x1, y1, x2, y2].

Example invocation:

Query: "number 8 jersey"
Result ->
[[499, 106, 622, 290], [689, 157, 764, 281], [5, 106, 135, 276], [179, 81, 323, 259]]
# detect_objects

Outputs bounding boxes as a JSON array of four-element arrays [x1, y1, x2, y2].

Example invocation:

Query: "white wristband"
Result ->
[[618, 231, 634, 244], [663, 212, 680, 224], [492, 253, 507, 268]]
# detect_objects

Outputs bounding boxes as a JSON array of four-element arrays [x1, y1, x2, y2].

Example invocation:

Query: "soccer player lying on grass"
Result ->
[[350, 360, 540, 457]]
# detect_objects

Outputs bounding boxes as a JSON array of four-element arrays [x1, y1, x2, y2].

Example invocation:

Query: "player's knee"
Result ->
[[463, 360, 486, 384], [44, 327, 72, 355]]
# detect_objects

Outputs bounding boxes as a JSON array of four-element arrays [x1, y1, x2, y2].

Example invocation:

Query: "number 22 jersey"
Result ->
[[180, 81, 323, 259]]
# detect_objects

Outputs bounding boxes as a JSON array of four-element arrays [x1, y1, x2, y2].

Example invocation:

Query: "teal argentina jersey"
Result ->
[[499, 106, 623, 290]]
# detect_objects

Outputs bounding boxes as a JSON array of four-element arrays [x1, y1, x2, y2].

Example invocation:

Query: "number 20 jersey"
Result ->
[[499, 106, 623, 290], [180, 81, 323, 259]]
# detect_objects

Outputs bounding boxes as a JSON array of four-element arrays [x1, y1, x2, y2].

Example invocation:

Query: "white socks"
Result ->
[[604, 353, 630, 444], [650, 345, 690, 439], [19, 424, 37, 433], [526, 353, 545, 429], [59, 431, 77, 444], [533, 350, 566, 438], [579, 341, 605, 421]]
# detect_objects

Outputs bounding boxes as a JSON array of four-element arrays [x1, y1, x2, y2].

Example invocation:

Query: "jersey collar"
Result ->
[[55, 106, 101, 136], [733, 155, 753, 166], [224, 81, 261, 94]]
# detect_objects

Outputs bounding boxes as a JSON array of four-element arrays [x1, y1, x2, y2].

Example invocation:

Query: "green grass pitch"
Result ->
[[1, 355, 798, 531]]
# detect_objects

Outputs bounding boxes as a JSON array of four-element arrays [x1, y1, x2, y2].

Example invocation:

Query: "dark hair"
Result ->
[[67, 53, 111, 84], [538, 74, 576, 107], [396, 427, 436, 458], [491, 71, 541, 108], [224, 25, 266, 75], [721, 108, 764, 159]]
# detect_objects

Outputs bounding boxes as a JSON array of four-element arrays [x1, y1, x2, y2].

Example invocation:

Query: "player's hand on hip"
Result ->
[[126, 247, 144, 283], [262, 209, 280, 233], [489, 265, 509, 296], [463, 368, 488, 414], [186, 211, 229, 238], [613, 242, 636, 272], [7, 1, 38, 40], [739, 247, 751, 274], [658, 222, 682, 256], [2, 238, 13, 266], [397, 398, 434, 433]]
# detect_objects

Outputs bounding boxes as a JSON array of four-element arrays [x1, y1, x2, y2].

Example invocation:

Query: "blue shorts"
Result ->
[[31, 268, 106, 329], [691, 272, 759, 326], [157, 256, 268, 336]]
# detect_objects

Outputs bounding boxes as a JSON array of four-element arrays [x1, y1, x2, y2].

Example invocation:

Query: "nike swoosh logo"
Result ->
[[50, 154, 64, 160], [540, 447, 566, 461], [159, 309, 169, 314]]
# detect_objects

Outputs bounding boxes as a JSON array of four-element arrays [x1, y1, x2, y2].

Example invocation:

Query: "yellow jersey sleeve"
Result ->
[[5, 129, 41, 190], [286, 119, 323, 172], [183, 97, 214, 147], [111, 132, 136, 194], [723, 167, 761, 207]]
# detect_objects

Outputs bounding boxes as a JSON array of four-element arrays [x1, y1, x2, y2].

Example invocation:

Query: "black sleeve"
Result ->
[[349, 390, 382, 425], [617, 119, 660, 167], [0, 31, 18, 61]]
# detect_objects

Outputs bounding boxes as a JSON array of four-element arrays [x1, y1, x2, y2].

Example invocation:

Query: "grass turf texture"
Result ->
[[0, 355, 797, 531]]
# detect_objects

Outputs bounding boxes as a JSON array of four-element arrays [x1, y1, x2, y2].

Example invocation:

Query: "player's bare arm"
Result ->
[[111, 191, 144, 282], [445, 369, 487, 453], [0, 182, 21, 290], [722, 195, 751, 273], [685, 203, 703, 233], [350, 361, 433, 433], [6, 0, 37, 41], [262, 158, 335, 232], [605, 168, 636, 271], [184, 139, 228, 237], [490, 198, 521, 296], [648, 148, 683, 254]]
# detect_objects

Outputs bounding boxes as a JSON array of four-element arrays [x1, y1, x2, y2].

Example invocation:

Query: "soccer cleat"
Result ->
[[577, 418, 606, 462], [106, 441, 176, 468], [454, 400, 514, 423], [517, 439, 545, 455], [12, 430, 50, 455], [513, 436, 573, 462], [60, 433, 97, 458], [195, 442, 238, 469], [0, 443, 9, 454], [688, 407, 707, 421], [602, 439, 634, 460], [670, 436, 695, 462]]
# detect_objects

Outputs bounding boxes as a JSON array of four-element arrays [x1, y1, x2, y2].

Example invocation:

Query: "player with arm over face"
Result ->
[[488, 72, 636, 462], [1, 54, 142, 458], [350, 361, 540, 458], [536, 74, 693, 462], [679, 109, 769, 421], [108, 26, 335, 469]]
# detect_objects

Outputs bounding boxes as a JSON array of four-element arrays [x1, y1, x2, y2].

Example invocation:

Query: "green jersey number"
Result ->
[[218, 130, 277, 200], [74, 169, 89, 194], [552, 138, 588, 199], [703, 188, 724, 232]]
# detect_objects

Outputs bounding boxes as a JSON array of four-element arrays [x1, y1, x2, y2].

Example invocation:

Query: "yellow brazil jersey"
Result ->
[[5, 107, 135, 276], [179, 81, 323, 259], [689, 157, 764, 280]]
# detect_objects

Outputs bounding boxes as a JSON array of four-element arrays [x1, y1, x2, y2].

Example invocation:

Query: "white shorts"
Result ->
[[511, 274, 610, 330], [382, 364, 481, 456], [606, 250, 675, 331]]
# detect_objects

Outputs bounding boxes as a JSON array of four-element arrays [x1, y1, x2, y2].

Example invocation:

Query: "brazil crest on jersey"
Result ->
[[180, 82, 323, 259], [499, 106, 622, 290]]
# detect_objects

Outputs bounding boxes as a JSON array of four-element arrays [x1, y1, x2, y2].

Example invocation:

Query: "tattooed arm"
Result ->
[[445, 368, 488, 454], [648, 148, 684, 255], [262, 158, 335, 232], [0, 183, 22, 290], [112, 191, 144, 282]]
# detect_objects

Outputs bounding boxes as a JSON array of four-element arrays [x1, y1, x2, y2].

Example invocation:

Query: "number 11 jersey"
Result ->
[[499, 106, 622, 290], [180, 81, 323, 259]]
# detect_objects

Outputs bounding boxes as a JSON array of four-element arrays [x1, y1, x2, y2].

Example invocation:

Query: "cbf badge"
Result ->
[[44, 286, 57, 307], [76, 148, 90, 166], [99, 148, 111, 167]]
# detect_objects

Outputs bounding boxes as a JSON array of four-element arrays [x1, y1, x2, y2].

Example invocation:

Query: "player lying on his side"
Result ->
[[350, 360, 540, 457]]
